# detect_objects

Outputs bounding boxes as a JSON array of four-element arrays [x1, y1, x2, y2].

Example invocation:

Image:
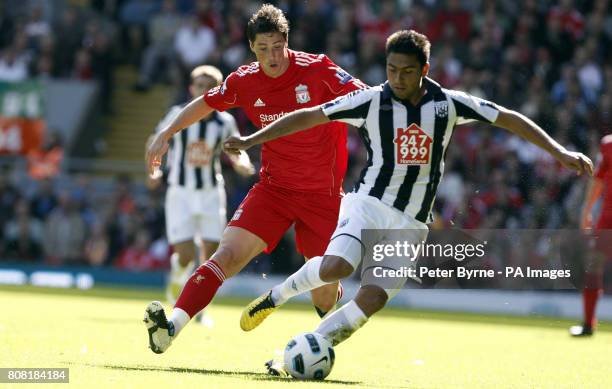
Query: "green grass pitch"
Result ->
[[1, 285, 611, 389]]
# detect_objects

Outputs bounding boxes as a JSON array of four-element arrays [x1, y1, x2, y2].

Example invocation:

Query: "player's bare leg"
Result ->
[[352, 285, 388, 316], [145, 227, 266, 353], [175, 240, 198, 267], [319, 255, 355, 281], [201, 240, 220, 263], [210, 227, 267, 276]]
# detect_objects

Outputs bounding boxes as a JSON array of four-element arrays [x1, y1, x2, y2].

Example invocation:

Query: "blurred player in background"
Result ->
[[147, 65, 254, 323], [574, 134, 612, 336], [225, 30, 593, 371], [143, 4, 366, 354]]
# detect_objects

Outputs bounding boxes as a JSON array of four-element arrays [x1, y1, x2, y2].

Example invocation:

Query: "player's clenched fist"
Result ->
[[223, 136, 252, 156]]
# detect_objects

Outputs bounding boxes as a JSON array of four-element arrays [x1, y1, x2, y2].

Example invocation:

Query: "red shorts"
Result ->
[[228, 183, 342, 258]]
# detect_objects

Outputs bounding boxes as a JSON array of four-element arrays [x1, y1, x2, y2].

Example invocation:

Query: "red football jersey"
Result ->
[[204, 50, 366, 195], [595, 134, 612, 227]]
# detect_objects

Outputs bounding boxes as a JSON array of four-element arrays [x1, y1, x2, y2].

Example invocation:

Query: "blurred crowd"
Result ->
[[0, 169, 170, 270], [0, 0, 611, 272]]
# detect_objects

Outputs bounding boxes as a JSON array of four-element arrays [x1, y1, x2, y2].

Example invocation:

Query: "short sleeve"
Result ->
[[321, 88, 376, 127], [204, 72, 240, 112], [447, 89, 500, 125], [319, 55, 368, 97]]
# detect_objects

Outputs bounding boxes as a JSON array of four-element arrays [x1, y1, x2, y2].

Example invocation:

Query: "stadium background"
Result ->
[[0, 0, 611, 300]]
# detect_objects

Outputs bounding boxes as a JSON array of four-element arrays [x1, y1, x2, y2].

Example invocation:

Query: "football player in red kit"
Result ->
[[573, 134, 612, 336], [143, 4, 366, 353]]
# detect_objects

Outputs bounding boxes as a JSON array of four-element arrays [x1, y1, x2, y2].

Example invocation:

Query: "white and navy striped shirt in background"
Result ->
[[322, 78, 500, 223], [156, 106, 239, 190]]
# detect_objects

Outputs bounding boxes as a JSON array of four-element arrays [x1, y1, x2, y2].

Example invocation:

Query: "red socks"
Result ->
[[175, 260, 226, 318], [583, 288, 602, 328], [583, 272, 603, 328]]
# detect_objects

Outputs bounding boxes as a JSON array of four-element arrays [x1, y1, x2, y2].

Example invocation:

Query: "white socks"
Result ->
[[271, 256, 327, 306], [169, 307, 190, 337], [315, 300, 368, 346]]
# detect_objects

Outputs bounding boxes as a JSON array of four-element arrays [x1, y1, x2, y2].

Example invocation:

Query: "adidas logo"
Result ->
[[254, 98, 266, 107]]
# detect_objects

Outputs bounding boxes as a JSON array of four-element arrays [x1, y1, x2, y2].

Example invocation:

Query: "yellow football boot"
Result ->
[[240, 290, 278, 331]]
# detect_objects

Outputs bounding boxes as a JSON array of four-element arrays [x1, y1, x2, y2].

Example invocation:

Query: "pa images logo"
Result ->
[[338, 218, 349, 228]]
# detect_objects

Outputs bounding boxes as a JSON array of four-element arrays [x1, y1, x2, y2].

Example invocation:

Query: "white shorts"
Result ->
[[165, 185, 226, 244], [325, 192, 429, 297]]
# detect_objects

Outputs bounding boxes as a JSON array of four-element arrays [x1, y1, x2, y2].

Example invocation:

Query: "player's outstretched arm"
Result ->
[[145, 96, 215, 175], [223, 106, 329, 155], [493, 106, 594, 176]]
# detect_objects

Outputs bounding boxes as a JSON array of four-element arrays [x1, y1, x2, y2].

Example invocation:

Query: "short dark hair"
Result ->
[[246, 4, 289, 43], [385, 30, 431, 66]]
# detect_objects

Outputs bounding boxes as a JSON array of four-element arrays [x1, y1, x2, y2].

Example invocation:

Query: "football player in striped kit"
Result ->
[[148, 65, 254, 316], [143, 5, 365, 355], [226, 30, 593, 367]]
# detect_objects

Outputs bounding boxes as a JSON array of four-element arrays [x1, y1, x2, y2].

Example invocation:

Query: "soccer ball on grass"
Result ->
[[283, 332, 335, 380]]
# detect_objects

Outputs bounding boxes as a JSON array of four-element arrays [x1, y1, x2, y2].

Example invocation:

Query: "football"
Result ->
[[283, 332, 335, 380]]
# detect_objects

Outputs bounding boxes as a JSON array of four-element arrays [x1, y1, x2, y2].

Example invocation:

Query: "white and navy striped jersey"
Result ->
[[156, 106, 239, 190], [321, 78, 500, 223]]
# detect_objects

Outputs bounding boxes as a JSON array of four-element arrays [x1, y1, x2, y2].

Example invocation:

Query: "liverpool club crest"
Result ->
[[295, 84, 311, 104]]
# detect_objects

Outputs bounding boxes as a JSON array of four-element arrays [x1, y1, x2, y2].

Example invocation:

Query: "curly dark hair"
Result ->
[[246, 4, 290, 43], [386, 30, 431, 66]]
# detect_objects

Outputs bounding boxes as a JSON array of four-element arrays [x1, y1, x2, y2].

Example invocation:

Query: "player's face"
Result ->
[[189, 75, 217, 98], [386, 52, 429, 101], [250, 32, 289, 78]]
